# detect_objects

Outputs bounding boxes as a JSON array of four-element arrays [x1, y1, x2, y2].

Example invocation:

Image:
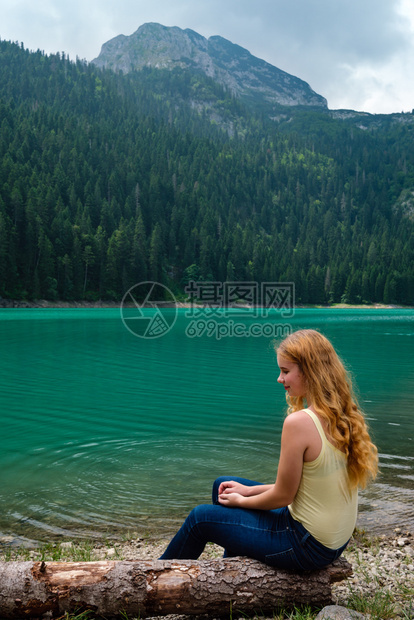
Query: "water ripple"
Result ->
[[1, 309, 414, 542]]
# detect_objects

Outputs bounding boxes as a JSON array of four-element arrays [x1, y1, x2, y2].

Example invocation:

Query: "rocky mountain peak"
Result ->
[[92, 23, 327, 109]]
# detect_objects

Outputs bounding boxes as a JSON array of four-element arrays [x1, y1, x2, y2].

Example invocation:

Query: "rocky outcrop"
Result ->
[[92, 23, 327, 109]]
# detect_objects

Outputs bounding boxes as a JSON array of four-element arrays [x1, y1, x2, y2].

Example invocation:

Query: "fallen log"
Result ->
[[0, 557, 352, 618]]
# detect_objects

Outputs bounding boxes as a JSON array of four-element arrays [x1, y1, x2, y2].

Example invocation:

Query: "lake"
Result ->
[[0, 307, 413, 546]]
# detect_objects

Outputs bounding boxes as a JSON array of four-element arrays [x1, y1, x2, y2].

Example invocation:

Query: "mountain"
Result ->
[[92, 23, 327, 111], [1, 39, 414, 306]]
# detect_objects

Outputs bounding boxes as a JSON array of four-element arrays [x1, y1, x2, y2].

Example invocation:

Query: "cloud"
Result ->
[[0, 0, 413, 112], [203, 0, 413, 112]]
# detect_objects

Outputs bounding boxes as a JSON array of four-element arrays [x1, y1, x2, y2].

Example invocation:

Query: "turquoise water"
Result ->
[[0, 308, 413, 545]]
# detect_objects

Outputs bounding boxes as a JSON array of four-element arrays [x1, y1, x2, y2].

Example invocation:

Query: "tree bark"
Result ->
[[0, 557, 352, 618]]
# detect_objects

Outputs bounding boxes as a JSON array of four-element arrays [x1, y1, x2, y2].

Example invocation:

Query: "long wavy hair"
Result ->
[[276, 329, 378, 489]]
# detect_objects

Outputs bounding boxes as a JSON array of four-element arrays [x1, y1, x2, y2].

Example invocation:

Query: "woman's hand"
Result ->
[[218, 491, 245, 507], [218, 480, 251, 497]]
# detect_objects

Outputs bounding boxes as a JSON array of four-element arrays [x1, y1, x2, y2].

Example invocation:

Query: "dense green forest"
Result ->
[[1, 39, 414, 304]]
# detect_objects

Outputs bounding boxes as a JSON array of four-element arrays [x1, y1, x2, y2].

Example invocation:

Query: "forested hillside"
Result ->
[[1, 39, 414, 304]]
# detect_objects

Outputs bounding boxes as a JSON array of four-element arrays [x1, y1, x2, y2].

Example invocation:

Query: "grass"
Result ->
[[270, 606, 317, 620], [348, 526, 381, 551], [53, 607, 330, 620], [393, 580, 414, 620], [57, 612, 94, 620], [59, 605, 329, 620], [0, 539, 122, 563], [346, 588, 396, 619]]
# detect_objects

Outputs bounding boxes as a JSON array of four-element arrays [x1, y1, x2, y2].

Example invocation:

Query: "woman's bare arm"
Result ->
[[218, 412, 309, 510], [218, 480, 273, 497]]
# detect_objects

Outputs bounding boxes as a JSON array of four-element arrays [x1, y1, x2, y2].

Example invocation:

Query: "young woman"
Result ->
[[159, 329, 378, 570]]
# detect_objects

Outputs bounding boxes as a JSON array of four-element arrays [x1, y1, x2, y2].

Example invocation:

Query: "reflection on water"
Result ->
[[0, 435, 280, 543], [1, 439, 413, 546], [0, 308, 413, 544]]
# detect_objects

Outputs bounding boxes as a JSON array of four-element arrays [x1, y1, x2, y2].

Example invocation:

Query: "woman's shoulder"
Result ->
[[282, 409, 322, 458], [284, 409, 318, 431], [285, 408, 314, 422]]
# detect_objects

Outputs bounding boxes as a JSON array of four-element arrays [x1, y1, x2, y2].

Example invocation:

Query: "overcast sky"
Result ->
[[1, 0, 413, 114]]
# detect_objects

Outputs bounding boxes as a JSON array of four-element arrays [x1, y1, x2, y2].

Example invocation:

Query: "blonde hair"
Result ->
[[276, 329, 378, 489]]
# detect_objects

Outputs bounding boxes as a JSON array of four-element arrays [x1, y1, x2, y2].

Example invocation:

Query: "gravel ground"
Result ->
[[332, 528, 413, 616]]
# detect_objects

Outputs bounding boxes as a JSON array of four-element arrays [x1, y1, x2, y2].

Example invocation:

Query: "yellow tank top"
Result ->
[[288, 408, 358, 549]]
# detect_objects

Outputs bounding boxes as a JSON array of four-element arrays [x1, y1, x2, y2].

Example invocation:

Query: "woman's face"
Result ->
[[277, 354, 307, 399]]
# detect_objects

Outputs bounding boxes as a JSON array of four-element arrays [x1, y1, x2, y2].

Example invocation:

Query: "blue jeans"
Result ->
[[159, 476, 349, 570]]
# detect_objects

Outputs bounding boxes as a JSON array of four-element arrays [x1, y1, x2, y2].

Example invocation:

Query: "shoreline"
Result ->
[[0, 298, 409, 310]]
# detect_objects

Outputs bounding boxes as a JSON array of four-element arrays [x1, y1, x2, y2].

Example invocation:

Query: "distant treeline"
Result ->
[[1, 39, 414, 304]]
